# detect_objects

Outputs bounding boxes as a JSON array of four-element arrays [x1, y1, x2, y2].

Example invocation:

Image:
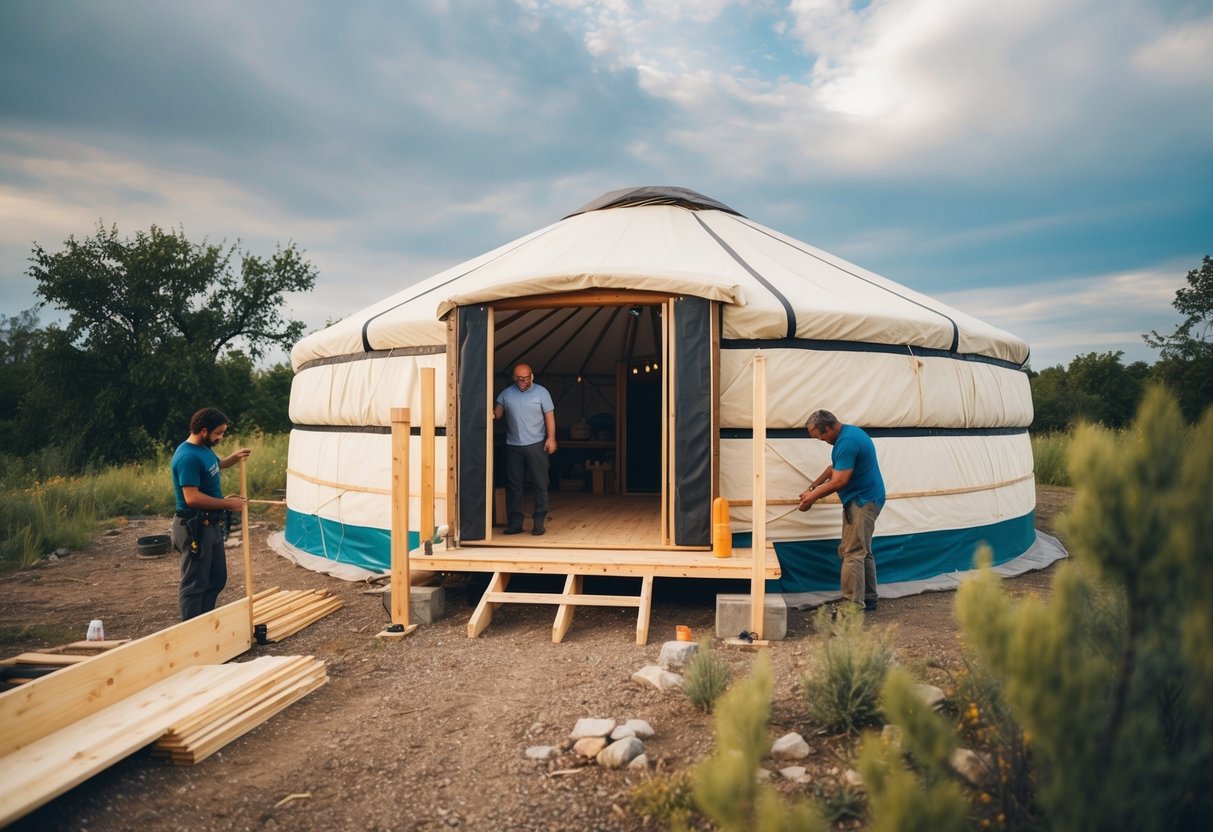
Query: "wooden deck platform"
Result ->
[[409, 491, 779, 644]]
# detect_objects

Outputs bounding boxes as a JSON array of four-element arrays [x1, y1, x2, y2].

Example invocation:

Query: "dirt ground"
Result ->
[[0, 486, 1072, 831]]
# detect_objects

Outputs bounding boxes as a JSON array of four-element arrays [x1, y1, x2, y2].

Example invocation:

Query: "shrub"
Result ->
[[627, 769, 696, 828], [856, 668, 970, 832], [683, 638, 732, 711], [693, 655, 824, 832], [955, 389, 1213, 830], [801, 605, 894, 734]]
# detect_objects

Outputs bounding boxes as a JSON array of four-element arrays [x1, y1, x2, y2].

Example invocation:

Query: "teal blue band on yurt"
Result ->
[[285, 508, 418, 573], [729, 511, 1037, 594]]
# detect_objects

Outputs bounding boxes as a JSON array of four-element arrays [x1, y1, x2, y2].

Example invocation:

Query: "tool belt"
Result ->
[[175, 509, 228, 558]]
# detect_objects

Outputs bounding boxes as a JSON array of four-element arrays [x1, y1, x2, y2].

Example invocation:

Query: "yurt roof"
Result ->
[[292, 187, 1029, 373]]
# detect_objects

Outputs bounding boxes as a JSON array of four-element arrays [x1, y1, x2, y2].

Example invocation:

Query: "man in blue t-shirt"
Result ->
[[170, 407, 250, 620], [798, 410, 886, 612], [493, 363, 557, 535]]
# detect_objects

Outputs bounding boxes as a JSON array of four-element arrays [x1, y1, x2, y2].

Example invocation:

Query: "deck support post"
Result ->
[[751, 354, 767, 639], [379, 407, 419, 640]]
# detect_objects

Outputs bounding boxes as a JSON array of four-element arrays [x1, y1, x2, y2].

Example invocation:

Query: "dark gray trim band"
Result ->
[[296, 345, 446, 373], [721, 338, 1024, 371], [694, 215, 797, 338], [721, 427, 1029, 439]]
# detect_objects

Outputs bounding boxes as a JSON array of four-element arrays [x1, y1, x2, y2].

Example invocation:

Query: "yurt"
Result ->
[[279, 186, 1053, 595]]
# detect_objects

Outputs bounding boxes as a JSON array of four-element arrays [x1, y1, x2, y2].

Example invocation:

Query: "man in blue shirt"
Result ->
[[170, 407, 250, 620], [798, 410, 886, 612], [493, 363, 557, 535]]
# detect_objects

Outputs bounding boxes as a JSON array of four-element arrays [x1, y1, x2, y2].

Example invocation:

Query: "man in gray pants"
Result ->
[[493, 363, 557, 535], [797, 410, 885, 612]]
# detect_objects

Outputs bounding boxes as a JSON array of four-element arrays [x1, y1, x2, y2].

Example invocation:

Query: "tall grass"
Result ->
[[1031, 431, 1071, 486], [0, 433, 290, 572]]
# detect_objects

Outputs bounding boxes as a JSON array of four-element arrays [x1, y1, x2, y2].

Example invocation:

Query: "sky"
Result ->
[[1, 0, 1211, 370]]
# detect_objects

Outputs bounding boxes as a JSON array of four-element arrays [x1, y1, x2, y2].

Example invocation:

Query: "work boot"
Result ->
[[531, 513, 547, 535]]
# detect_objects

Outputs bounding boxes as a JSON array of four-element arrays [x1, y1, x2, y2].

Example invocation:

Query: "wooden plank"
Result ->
[[551, 574, 581, 644], [636, 575, 654, 646], [421, 366, 436, 546], [467, 572, 509, 638], [751, 354, 768, 639], [391, 407, 412, 627], [414, 549, 780, 580], [240, 457, 254, 637], [481, 592, 643, 607], [0, 598, 252, 758], [0, 657, 295, 826], [11, 653, 86, 666]]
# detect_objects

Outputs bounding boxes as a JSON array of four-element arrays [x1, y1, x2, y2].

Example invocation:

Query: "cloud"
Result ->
[[936, 262, 1186, 368]]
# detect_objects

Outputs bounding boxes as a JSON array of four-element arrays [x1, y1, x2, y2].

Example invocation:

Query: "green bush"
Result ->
[[627, 769, 696, 828], [955, 389, 1213, 830], [801, 606, 894, 734], [857, 668, 970, 832], [683, 638, 732, 711], [693, 655, 824, 832]]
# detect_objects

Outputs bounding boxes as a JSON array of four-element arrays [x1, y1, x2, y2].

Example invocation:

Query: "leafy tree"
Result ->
[[21, 224, 314, 465], [1145, 255, 1213, 360], [1145, 255, 1213, 421], [1028, 365, 1072, 433], [1066, 351, 1144, 428], [0, 309, 46, 427]]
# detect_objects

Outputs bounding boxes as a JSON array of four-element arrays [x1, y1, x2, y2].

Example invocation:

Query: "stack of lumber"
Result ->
[[152, 655, 327, 764], [252, 587, 343, 642], [0, 639, 131, 687], [0, 653, 324, 826]]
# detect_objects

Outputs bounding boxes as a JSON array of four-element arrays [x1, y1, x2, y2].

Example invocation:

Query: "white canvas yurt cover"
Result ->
[[284, 186, 1040, 592]]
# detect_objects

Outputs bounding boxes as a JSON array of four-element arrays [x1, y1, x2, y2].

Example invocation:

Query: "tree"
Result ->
[[0, 308, 47, 453], [1145, 255, 1213, 361], [22, 224, 315, 465], [1145, 255, 1213, 421]]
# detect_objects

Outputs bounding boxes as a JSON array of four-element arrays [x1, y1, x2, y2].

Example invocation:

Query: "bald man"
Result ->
[[493, 363, 557, 535]]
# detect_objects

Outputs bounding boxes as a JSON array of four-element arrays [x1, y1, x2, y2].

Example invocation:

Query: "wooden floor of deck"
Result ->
[[480, 491, 668, 548]]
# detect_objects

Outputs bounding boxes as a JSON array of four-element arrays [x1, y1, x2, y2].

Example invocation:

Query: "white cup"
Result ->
[[87, 619, 105, 641]]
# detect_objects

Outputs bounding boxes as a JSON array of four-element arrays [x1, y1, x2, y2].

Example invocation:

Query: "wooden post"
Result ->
[[750, 354, 767, 639], [239, 458, 254, 637], [421, 367, 436, 548], [379, 407, 418, 640]]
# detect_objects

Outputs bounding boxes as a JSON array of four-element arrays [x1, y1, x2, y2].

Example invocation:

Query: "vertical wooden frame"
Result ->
[[661, 298, 672, 546], [390, 407, 412, 626], [446, 317, 459, 540], [420, 367, 436, 545], [750, 353, 767, 638]]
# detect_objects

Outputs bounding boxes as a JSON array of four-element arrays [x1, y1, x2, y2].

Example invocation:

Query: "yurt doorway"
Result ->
[[453, 291, 717, 549]]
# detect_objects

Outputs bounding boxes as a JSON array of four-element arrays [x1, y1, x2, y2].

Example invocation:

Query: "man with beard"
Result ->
[[170, 407, 251, 620]]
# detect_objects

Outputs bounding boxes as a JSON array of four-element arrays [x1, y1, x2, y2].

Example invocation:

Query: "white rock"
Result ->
[[524, 745, 558, 760], [658, 641, 699, 671], [950, 748, 993, 787], [569, 718, 617, 739], [770, 732, 810, 760], [779, 766, 810, 783], [913, 683, 947, 711], [842, 768, 864, 790], [631, 665, 683, 691], [627, 753, 649, 771], [597, 737, 644, 769], [573, 736, 609, 757], [756, 769, 773, 782], [610, 719, 655, 740]]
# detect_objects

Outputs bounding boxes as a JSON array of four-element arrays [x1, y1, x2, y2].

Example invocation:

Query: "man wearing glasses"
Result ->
[[797, 410, 885, 612], [493, 363, 558, 535]]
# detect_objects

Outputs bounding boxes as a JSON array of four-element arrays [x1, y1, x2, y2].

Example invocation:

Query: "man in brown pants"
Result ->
[[797, 410, 886, 612]]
